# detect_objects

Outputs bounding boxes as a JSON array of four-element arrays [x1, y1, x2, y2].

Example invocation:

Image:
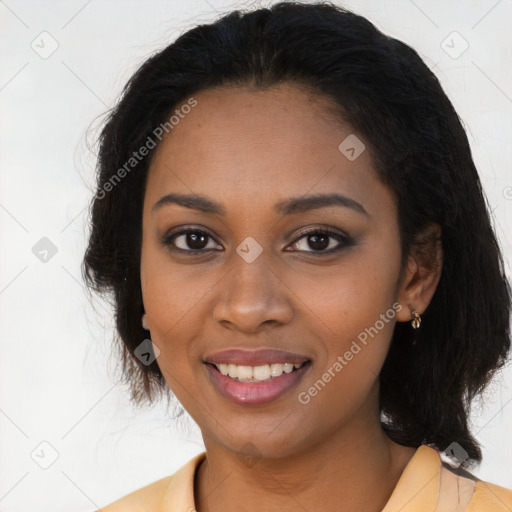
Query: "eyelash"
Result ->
[[161, 226, 354, 256]]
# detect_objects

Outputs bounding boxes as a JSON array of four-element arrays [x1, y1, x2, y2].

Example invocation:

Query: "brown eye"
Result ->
[[183, 231, 208, 250], [162, 228, 222, 253], [288, 228, 354, 254], [306, 232, 330, 251]]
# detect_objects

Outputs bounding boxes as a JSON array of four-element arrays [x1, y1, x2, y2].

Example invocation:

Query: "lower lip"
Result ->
[[205, 362, 311, 406]]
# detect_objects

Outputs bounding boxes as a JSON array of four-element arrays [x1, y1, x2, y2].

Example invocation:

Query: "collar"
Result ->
[[382, 444, 442, 511]]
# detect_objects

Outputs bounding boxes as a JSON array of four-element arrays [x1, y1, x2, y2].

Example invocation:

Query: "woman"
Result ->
[[82, 2, 512, 511]]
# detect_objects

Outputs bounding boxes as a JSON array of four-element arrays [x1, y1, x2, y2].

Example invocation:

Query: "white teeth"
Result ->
[[283, 363, 294, 374], [253, 365, 271, 381], [237, 366, 253, 380], [214, 362, 305, 382], [270, 363, 282, 377]]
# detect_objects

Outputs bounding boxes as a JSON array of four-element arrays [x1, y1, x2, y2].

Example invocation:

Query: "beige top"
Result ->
[[98, 444, 512, 511]]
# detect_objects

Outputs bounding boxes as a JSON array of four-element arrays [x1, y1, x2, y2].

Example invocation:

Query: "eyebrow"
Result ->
[[152, 192, 369, 217]]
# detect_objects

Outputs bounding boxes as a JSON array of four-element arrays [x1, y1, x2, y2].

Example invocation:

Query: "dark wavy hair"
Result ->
[[82, 1, 511, 468]]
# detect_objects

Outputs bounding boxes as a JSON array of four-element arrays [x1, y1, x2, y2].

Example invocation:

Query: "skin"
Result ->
[[140, 82, 443, 512]]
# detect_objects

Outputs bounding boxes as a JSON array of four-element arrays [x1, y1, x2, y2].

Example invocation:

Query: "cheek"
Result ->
[[140, 246, 186, 360], [300, 244, 400, 392], [140, 243, 219, 389], [297, 306, 395, 428], [141, 240, 208, 337], [307, 243, 400, 333]]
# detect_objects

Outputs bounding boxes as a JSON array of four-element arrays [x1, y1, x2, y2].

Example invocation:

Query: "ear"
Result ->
[[395, 222, 443, 323]]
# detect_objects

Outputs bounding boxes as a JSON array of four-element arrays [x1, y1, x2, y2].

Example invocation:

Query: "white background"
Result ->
[[1, 1, 511, 510]]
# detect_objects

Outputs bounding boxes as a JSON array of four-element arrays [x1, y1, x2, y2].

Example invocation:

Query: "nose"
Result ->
[[212, 252, 294, 333]]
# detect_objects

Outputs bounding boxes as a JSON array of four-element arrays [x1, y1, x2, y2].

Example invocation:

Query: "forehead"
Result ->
[[144, 83, 391, 219]]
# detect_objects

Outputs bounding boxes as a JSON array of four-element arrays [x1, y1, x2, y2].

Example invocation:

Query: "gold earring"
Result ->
[[408, 304, 421, 329]]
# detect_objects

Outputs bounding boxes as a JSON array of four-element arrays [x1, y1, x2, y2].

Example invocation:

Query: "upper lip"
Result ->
[[203, 349, 311, 366]]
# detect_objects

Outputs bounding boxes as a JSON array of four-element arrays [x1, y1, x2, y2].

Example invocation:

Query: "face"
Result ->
[[140, 83, 405, 459]]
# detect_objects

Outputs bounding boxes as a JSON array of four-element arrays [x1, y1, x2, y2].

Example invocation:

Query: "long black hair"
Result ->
[[82, 1, 511, 468]]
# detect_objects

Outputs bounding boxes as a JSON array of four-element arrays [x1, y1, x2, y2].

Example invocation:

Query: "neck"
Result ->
[[194, 411, 417, 512]]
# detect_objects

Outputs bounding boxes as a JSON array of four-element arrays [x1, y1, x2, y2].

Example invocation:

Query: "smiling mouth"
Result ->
[[207, 361, 310, 383]]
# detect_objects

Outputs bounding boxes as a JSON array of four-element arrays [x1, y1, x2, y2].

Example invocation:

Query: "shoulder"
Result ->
[[468, 480, 512, 511], [383, 444, 512, 512], [439, 461, 512, 511], [94, 451, 206, 512], [97, 474, 174, 512]]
